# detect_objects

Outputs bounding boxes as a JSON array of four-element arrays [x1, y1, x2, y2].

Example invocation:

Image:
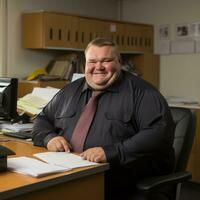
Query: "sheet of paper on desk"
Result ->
[[34, 152, 98, 169], [32, 87, 60, 102], [7, 156, 70, 177]]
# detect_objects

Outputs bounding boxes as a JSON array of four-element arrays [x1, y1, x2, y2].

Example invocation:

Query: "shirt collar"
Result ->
[[81, 71, 124, 94]]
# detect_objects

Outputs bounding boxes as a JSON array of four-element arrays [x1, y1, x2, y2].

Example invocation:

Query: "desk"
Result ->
[[0, 136, 109, 200]]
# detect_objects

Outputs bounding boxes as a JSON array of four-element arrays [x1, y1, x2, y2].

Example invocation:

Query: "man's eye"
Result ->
[[103, 59, 114, 63]]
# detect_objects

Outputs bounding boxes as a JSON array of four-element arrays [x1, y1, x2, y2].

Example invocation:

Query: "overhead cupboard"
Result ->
[[22, 11, 160, 88], [22, 11, 153, 52]]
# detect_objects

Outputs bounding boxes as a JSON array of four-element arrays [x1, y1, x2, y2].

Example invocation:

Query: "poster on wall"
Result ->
[[175, 23, 190, 39], [190, 22, 200, 38], [158, 24, 170, 40], [155, 24, 170, 54]]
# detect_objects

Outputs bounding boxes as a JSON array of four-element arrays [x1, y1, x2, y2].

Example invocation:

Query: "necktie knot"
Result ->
[[91, 90, 102, 99]]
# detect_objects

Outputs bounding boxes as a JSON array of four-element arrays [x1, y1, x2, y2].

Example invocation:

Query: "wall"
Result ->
[[4, 0, 118, 78], [0, 0, 7, 75], [122, 0, 200, 102]]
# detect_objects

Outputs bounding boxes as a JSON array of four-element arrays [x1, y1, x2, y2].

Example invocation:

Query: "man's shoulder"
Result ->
[[62, 77, 85, 91], [123, 70, 156, 91]]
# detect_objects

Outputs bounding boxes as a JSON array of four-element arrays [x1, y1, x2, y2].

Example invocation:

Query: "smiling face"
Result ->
[[85, 45, 121, 90]]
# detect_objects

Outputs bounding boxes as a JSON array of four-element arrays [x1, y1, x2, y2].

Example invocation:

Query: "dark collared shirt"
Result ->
[[32, 70, 175, 170]]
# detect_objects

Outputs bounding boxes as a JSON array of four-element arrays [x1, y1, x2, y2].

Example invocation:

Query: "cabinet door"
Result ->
[[44, 13, 79, 48], [108, 22, 126, 52], [95, 20, 110, 39], [140, 25, 154, 52], [78, 18, 93, 49], [22, 13, 44, 48], [128, 53, 160, 89]]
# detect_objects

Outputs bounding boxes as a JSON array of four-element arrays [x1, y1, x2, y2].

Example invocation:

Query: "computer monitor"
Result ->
[[0, 78, 18, 121]]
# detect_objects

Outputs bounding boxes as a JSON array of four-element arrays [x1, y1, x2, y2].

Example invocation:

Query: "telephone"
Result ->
[[0, 145, 15, 172]]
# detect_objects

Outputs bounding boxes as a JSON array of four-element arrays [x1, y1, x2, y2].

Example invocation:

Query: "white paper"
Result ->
[[34, 152, 98, 169], [71, 73, 85, 82], [17, 87, 60, 115], [32, 87, 60, 101], [8, 156, 70, 177], [0, 123, 33, 132], [155, 40, 170, 55], [165, 96, 199, 104], [170, 40, 195, 54]]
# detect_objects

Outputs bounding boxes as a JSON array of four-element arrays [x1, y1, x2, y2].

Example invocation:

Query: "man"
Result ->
[[32, 38, 175, 199]]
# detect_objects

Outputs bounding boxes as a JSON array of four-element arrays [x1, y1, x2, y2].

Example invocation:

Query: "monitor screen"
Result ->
[[0, 78, 18, 121]]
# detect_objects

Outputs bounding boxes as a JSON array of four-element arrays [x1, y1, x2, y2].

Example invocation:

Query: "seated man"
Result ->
[[32, 38, 175, 200]]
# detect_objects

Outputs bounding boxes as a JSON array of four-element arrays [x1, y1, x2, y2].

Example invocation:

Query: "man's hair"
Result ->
[[85, 38, 121, 59]]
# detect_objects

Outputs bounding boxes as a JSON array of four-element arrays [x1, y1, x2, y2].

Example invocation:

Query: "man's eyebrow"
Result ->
[[88, 57, 115, 61]]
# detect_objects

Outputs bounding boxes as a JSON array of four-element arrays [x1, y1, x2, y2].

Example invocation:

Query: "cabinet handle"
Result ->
[[59, 29, 62, 40], [131, 37, 134, 46], [135, 37, 138, 46], [89, 32, 92, 41], [75, 31, 78, 42], [67, 30, 70, 41], [81, 32, 84, 43], [121, 36, 124, 46], [127, 36, 130, 46], [145, 38, 148, 47], [50, 28, 53, 40], [139, 37, 143, 46], [116, 35, 119, 45], [148, 38, 151, 47]]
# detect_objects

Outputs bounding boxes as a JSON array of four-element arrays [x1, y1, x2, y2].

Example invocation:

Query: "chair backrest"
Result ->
[[170, 107, 196, 172]]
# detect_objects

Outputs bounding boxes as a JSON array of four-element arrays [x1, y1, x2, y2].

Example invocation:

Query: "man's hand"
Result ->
[[80, 147, 107, 163], [47, 136, 72, 152]]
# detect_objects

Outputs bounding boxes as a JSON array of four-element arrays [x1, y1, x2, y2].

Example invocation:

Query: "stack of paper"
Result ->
[[0, 123, 33, 132], [34, 152, 98, 169], [17, 87, 60, 115], [8, 156, 70, 177], [166, 96, 199, 104]]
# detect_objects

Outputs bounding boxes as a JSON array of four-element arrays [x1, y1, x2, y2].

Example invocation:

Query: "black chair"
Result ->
[[136, 107, 196, 200]]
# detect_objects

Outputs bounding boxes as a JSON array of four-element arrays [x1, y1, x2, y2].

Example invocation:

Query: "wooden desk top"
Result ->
[[0, 136, 109, 199]]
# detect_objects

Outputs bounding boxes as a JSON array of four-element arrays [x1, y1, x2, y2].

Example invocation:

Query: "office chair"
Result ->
[[136, 107, 196, 200]]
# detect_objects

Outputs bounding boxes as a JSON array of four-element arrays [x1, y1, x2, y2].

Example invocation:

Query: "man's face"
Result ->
[[85, 45, 121, 90]]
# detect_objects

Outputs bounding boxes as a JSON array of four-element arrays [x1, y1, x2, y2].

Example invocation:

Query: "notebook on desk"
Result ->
[[3, 131, 32, 139]]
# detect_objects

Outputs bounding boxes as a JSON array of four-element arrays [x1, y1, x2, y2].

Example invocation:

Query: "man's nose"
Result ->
[[95, 61, 104, 69]]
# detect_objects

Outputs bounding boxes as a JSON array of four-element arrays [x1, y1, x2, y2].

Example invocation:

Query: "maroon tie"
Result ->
[[70, 91, 101, 152]]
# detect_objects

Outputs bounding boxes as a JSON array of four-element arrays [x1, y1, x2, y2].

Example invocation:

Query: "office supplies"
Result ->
[[0, 145, 15, 172], [34, 152, 98, 169], [17, 87, 60, 115], [7, 156, 70, 177]]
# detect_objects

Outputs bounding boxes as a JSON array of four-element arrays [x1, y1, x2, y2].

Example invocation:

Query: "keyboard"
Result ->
[[3, 131, 32, 139]]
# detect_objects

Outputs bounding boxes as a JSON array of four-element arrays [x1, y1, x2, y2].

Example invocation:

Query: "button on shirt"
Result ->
[[32, 70, 175, 168]]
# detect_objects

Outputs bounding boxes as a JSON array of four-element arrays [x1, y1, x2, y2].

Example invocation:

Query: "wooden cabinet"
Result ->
[[22, 11, 154, 53], [22, 11, 159, 88]]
